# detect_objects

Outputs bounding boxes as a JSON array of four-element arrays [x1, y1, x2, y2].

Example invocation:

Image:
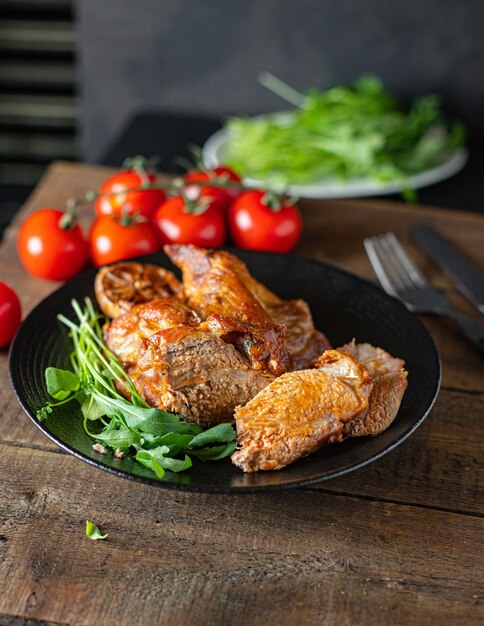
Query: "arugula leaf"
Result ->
[[46, 367, 80, 400], [85, 520, 107, 540], [142, 432, 195, 455], [135, 449, 166, 479], [81, 395, 108, 421], [189, 441, 237, 461], [94, 427, 141, 450], [188, 423, 236, 448], [137, 445, 192, 473], [93, 394, 201, 436]]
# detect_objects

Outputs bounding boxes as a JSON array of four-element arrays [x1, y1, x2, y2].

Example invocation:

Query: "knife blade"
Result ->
[[414, 223, 484, 314]]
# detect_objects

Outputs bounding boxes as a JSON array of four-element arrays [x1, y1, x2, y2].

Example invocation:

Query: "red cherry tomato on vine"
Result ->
[[183, 166, 241, 212], [89, 215, 160, 267], [17, 208, 88, 281], [228, 190, 302, 253], [95, 169, 165, 220], [0, 282, 21, 348], [153, 195, 226, 247]]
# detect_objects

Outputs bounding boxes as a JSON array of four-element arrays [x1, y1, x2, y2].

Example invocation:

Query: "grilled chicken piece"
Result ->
[[338, 342, 408, 437], [198, 248, 331, 367], [164, 244, 289, 375], [231, 350, 372, 472], [135, 326, 274, 427], [165, 244, 330, 371], [103, 298, 200, 366], [265, 299, 331, 370], [95, 262, 185, 319]]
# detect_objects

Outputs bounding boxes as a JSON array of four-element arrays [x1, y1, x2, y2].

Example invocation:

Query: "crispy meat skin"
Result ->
[[135, 326, 274, 427], [231, 350, 371, 472], [202, 248, 332, 367], [338, 342, 408, 437], [103, 298, 200, 366], [266, 299, 331, 370], [164, 244, 289, 375], [95, 262, 184, 319]]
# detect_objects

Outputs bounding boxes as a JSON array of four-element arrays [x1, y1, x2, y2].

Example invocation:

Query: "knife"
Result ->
[[414, 223, 484, 314]]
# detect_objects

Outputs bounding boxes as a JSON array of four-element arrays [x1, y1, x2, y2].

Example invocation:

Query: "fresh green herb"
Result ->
[[37, 298, 237, 480], [224, 72, 465, 193], [45, 367, 80, 400], [85, 520, 108, 540]]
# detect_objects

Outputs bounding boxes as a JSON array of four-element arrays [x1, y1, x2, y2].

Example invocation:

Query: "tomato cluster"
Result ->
[[16, 159, 303, 281]]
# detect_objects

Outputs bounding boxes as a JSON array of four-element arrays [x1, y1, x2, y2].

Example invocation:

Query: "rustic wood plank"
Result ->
[[316, 388, 484, 513], [0, 444, 482, 626]]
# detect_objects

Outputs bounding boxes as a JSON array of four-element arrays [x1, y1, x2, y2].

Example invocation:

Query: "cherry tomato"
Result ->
[[89, 214, 160, 267], [95, 169, 166, 220], [153, 195, 226, 247], [17, 208, 88, 281], [183, 166, 241, 212], [228, 190, 302, 253], [0, 282, 21, 348]]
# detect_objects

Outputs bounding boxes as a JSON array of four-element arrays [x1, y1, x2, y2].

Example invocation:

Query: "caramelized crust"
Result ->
[[231, 350, 371, 472], [265, 299, 331, 370], [103, 298, 200, 366], [164, 245, 289, 375], [95, 262, 185, 319], [134, 326, 274, 427], [338, 342, 408, 437]]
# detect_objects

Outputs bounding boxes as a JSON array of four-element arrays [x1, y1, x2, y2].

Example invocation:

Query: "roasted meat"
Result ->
[[95, 262, 185, 319], [195, 246, 331, 368], [338, 342, 408, 437], [264, 299, 331, 370], [103, 298, 200, 366], [164, 244, 289, 375], [134, 326, 274, 427], [231, 350, 372, 472]]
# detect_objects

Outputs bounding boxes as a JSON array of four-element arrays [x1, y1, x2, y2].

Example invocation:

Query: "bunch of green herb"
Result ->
[[224, 72, 465, 193], [37, 298, 236, 479]]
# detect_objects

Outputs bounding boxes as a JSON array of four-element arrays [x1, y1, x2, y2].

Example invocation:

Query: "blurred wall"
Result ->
[[76, 0, 484, 162]]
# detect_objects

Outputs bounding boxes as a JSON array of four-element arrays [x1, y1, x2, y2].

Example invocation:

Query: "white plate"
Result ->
[[202, 125, 468, 199]]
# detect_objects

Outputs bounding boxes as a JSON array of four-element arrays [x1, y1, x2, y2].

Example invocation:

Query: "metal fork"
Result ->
[[364, 232, 484, 353]]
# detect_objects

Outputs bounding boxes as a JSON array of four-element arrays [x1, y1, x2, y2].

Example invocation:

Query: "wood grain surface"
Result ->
[[0, 162, 483, 626]]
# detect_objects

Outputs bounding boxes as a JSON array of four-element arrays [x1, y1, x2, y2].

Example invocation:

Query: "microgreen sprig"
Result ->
[[37, 298, 237, 479]]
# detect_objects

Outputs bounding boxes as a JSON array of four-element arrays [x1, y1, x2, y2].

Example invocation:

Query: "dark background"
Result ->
[[76, 0, 484, 164], [0, 0, 483, 231]]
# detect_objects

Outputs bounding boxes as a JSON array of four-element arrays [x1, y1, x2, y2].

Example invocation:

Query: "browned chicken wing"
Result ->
[[134, 326, 274, 427], [231, 350, 372, 472], [164, 244, 289, 375], [338, 342, 408, 437], [95, 262, 185, 319], [103, 298, 200, 366]]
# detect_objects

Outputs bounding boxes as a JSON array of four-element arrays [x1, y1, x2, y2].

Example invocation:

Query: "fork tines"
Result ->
[[364, 232, 427, 296]]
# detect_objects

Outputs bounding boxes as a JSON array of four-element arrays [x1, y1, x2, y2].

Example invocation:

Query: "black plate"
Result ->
[[9, 250, 441, 493]]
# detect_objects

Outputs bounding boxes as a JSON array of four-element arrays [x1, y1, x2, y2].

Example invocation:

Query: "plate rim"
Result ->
[[202, 121, 468, 199], [8, 251, 442, 493]]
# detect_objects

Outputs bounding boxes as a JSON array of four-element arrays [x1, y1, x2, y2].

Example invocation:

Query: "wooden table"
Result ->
[[1, 162, 483, 626]]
